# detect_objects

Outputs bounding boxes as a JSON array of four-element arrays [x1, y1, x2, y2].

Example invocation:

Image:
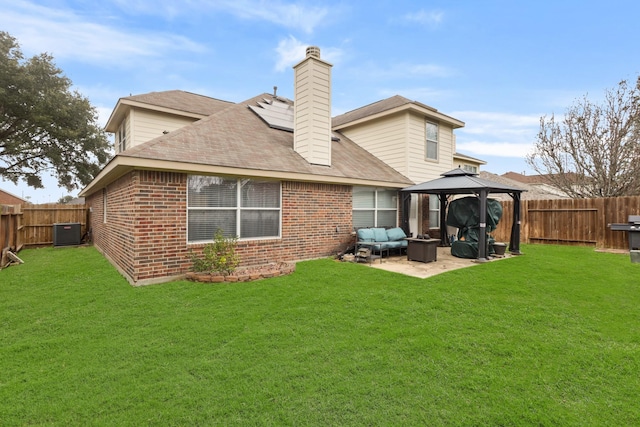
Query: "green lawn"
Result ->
[[1, 245, 639, 426]]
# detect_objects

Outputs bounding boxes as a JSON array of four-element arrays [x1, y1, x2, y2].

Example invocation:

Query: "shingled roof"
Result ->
[[105, 90, 235, 133], [82, 93, 413, 196], [122, 90, 234, 116], [332, 95, 464, 129]]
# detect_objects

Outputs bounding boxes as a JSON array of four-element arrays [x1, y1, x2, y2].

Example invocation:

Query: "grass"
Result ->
[[1, 245, 639, 426]]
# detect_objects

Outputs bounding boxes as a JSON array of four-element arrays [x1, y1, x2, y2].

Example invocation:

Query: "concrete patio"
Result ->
[[363, 247, 514, 279]]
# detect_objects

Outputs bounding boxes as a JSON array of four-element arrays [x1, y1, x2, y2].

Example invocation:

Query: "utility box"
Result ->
[[53, 223, 82, 247]]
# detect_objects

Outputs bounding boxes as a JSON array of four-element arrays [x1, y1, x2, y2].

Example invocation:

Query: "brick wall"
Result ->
[[87, 173, 137, 280], [0, 190, 26, 205], [88, 171, 354, 284], [132, 171, 187, 282]]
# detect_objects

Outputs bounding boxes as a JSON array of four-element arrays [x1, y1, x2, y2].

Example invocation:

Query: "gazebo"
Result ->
[[401, 168, 525, 262]]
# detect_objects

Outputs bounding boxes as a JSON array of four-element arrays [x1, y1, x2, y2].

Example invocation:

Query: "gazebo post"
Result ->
[[509, 192, 522, 254], [400, 191, 412, 236], [439, 193, 449, 246], [477, 189, 489, 262]]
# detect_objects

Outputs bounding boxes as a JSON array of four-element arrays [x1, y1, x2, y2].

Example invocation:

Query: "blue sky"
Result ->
[[2, 0, 640, 203]]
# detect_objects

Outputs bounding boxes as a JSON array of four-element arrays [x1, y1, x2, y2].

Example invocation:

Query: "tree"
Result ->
[[57, 195, 75, 204], [0, 31, 111, 191], [526, 78, 640, 198]]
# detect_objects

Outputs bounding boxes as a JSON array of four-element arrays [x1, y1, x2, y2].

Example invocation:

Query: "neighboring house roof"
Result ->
[[502, 171, 544, 184], [481, 171, 568, 200], [105, 90, 234, 132], [332, 95, 465, 129], [66, 197, 86, 205], [501, 171, 566, 185], [0, 188, 27, 205], [81, 93, 413, 197]]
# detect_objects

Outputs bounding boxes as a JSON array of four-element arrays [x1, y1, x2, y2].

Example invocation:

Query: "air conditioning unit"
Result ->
[[53, 223, 82, 247]]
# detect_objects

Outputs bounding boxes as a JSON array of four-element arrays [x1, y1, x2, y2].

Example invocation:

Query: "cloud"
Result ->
[[214, 0, 329, 34], [403, 9, 444, 28], [274, 37, 308, 71], [452, 111, 541, 158], [274, 36, 343, 72], [0, 1, 206, 66], [456, 140, 534, 158], [110, 0, 328, 33]]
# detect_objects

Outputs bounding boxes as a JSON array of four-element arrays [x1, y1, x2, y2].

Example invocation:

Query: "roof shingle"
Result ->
[[120, 94, 413, 186], [123, 90, 234, 116]]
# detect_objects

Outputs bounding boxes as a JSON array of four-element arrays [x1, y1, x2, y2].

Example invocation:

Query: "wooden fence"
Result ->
[[1, 204, 23, 255], [1, 204, 89, 266], [492, 196, 640, 250]]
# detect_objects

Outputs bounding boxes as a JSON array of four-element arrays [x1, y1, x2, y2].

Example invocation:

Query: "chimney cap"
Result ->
[[306, 46, 321, 58]]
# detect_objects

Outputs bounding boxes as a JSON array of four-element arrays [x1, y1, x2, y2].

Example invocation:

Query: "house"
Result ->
[[80, 47, 484, 285], [0, 188, 28, 205], [481, 172, 568, 201], [502, 171, 571, 198]]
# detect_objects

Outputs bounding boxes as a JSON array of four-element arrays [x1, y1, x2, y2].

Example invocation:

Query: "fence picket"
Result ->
[[493, 196, 640, 249]]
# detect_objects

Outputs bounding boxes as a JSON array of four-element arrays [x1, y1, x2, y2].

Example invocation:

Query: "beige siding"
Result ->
[[340, 113, 409, 176], [294, 55, 332, 166], [130, 109, 197, 149], [341, 111, 457, 184], [454, 160, 480, 173], [405, 112, 455, 183]]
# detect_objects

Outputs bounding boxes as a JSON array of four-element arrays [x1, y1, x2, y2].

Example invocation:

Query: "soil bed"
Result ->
[[186, 261, 296, 283]]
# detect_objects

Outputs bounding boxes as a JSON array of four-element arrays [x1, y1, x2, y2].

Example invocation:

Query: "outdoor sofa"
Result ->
[[355, 227, 409, 261]]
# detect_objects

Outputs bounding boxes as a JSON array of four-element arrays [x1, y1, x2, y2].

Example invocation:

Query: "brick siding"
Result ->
[[87, 171, 354, 284]]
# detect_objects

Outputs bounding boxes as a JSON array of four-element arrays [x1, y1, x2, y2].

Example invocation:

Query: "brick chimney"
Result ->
[[293, 46, 333, 166]]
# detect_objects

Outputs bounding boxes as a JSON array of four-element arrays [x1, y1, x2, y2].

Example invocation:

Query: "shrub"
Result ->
[[188, 229, 239, 275]]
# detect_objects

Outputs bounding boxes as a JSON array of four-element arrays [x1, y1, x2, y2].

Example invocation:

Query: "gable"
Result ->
[[333, 95, 464, 130], [105, 90, 234, 134]]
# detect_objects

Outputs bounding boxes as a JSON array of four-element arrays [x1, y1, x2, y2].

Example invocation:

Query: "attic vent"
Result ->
[[248, 97, 294, 132]]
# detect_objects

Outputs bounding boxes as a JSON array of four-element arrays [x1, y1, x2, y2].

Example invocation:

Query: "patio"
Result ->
[[364, 246, 514, 279]]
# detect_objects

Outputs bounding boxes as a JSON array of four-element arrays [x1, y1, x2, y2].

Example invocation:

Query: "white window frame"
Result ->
[[117, 120, 127, 153], [428, 194, 440, 229], [352, 187, 398, 229], [426, 121, 438, 160], [187, 176, 282, 244]]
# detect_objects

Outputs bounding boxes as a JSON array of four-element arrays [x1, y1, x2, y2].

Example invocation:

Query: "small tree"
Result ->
[[188, 229, 239, 276], [0, 31, 111, 190], [526, 78, 640, 198]]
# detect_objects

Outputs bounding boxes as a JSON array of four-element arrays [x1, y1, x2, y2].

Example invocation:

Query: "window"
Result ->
[[187, 175, 281, 242], [352, 187, 398, 228], [426, 121, 438, 160], [463, 164, 478, 174], [117, 120, 127, 153], [428, 194, 440, 228]]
